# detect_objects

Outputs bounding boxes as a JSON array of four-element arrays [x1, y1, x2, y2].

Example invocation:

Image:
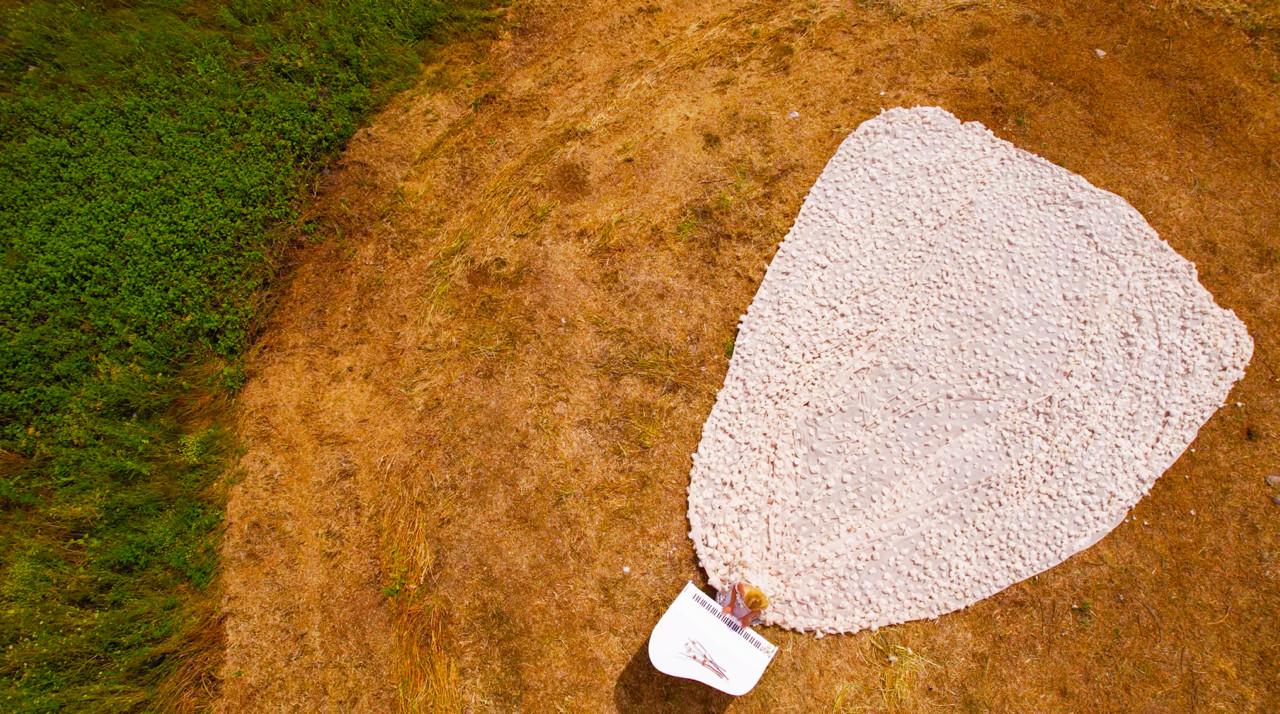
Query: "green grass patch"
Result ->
[[0, 0, 493, 709]]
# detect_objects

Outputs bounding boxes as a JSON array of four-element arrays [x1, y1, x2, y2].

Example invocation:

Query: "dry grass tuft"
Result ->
[[154, 606, 225, 713], [872, 638, 940, 711], [832, 635, 940, 713], [394, 604, 462, 714]]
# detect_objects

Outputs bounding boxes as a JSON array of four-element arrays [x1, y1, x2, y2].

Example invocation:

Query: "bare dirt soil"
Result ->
[[217, 1, 1280, 711]]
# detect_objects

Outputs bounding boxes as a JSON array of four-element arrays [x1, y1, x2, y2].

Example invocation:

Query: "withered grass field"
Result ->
[[218, 1, 1280, 711]]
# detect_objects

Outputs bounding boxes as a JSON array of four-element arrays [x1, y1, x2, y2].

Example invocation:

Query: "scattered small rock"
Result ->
[[1265, 474, 1280, 488], [1272, 494, 1280, 506], [787, 110, 800, 119], [622, 565, 631, 574], [1094, 48, 1107, 58]]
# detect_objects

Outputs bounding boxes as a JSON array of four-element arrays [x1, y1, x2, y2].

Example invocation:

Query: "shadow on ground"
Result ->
[[613, 639, 732, 713]]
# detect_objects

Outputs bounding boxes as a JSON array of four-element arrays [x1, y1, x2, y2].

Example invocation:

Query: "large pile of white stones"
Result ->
[[688, 107, 1252, 634]]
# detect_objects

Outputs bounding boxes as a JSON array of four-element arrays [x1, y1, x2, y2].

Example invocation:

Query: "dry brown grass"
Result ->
[[220, 0, 1280, 711], [154, 607, 226, 713]]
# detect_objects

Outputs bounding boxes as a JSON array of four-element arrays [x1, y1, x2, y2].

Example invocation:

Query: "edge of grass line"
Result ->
[[0, 2, 498, 710]]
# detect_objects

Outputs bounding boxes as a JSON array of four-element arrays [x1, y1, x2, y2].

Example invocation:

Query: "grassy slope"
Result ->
[[0, 1, 490, 710]]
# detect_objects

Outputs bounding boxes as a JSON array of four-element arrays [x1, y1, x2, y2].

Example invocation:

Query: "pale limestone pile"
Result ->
[[688, 107, 1252, 634]]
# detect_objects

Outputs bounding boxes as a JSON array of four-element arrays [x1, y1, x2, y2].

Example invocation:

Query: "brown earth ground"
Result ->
[[216, 0, 1280, 711]]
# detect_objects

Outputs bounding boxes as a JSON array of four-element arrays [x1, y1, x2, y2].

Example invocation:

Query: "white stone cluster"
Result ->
[[687, 107, 1252, 634]]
